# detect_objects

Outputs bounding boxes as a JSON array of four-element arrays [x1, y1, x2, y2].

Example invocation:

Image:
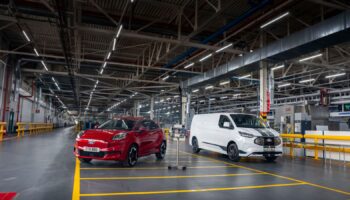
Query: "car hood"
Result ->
[[238, 127, 279, 137], [81, 129, 127, 141]]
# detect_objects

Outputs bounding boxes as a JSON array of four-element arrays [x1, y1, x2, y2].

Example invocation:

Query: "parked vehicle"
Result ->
[[74, 117, 166, 167], [189, 113, 282, 162]]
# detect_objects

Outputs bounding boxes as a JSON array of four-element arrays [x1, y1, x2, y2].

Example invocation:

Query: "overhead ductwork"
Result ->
[[182, 11, 350, 88]]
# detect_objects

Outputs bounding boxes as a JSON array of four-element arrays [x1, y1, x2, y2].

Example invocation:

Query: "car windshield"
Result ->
[[230, 114, 267, 128], [98, 119, 136, 130]]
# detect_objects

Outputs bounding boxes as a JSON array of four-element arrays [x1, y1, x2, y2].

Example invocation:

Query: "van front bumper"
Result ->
[[238, 142, 283, 157]]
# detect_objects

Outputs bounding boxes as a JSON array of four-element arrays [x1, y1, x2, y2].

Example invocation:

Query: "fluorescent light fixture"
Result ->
[[278, 83, 291, 88], [112, 38, 116, 51], [116, 25, 123, 38], [299, 53, 322, 62], [272, 64, 285, 71], [299, 78, 315, 83], [96, 80, 99, 84], [205, 85, 213, 90], [184, 62, 194, 69], [162, 75, 169, 81], [174, 95, 179, 98], [41, 60, 48, 71], [249, 49, 253, 53], [215, 43, 232, 53], [100, 68, 104, 74], [192, 89, 199, 93], [219, 80, 230, 85], [260, 12, 289, 29], [107, 52, 111, 59], [199, 53, 212, 62], [33, 48, 39, 56], [238, 74, 251, 79], [325, 73, 346, 79], [103, 62, 107, 68], [200, 100, 205, 103], [22, 30, 31, 42], [220, 96, 228, 99], [209, 98, 216, 101], [238, 53, 243, 57]]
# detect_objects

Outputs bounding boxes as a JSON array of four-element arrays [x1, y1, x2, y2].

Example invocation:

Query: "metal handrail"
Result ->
[[16, 122, 54, 137]]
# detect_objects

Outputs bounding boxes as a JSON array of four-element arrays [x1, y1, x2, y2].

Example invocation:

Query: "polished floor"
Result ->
[[0, 127, 349, 200]]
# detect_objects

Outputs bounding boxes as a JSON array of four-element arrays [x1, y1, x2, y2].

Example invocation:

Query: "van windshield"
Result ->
[[230, 114, 267, 128]]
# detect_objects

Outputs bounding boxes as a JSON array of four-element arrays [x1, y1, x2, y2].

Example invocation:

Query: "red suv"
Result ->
[[74, 117, 166, 166]]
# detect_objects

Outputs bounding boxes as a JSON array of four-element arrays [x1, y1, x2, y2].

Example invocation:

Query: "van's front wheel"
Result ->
[[192, 138, 201, 153], [227, 143, 240, 162]]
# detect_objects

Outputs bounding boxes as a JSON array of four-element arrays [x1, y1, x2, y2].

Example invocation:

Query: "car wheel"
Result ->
[[124, 145, 138, 167], [155, 141, 166, 160], [192, 137, 201, 153], [264, 155, 277, 162], [227, 143, 240, 162], [79, 158, 92, 163]]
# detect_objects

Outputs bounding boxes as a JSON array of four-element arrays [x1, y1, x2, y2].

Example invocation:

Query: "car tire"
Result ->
[[264, 155, 278, 162], [155, 141, 166, 160], [124, 145, 138, 167], [79, 158, 92, 163], [192, 137, 201, 153], [227, 143, 240, 162]]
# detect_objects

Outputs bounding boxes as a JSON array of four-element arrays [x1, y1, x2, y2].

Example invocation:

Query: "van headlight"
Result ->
[[274, 137, 282, 146], [254, 137, 264, 146], [113, 132, 127, 140], [239, 131, 255, 138]]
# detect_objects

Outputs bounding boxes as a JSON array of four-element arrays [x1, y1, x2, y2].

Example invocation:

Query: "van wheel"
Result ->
[[264, 155, 277, 162], [227, 143, 240, 162], [192, 138, 201, 153], [156, 141, 166, 160], [124, 145, 138, 167]]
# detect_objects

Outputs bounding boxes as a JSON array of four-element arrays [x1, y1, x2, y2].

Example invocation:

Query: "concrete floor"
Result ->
[[0, 127, 350, 200]]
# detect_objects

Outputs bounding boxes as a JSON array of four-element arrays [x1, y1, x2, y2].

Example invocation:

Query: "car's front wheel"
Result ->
[[227, 143, 240, 162], [155, 141, 166, 160], [79, 158, 92, 163], [124, 145, 138, 167]]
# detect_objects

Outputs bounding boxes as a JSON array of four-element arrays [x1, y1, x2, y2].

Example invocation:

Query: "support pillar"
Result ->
[[150, 96, 154, 120], [259, 32, 271, 123]]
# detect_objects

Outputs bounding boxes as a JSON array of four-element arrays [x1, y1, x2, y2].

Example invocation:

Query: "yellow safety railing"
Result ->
[[281, 133, 350, 160], [17, 122, 54, 137], [163, 128, 170, 140], [0, 122, 6, 141]]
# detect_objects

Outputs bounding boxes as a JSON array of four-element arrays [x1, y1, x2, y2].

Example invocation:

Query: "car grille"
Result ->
[[263, 137, 275, 146], [79, 150, 105, 158]]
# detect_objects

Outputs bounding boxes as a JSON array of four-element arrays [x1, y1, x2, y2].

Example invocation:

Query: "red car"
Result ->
[[74, 117, 166, 166]]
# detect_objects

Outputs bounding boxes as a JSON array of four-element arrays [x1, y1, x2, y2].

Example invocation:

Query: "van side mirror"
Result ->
[[223, 122, 232, 129]]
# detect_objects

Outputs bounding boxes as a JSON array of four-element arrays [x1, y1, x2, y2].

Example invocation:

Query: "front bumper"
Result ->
[[238, 139, 283, 157], [74, 143, 127, 160]]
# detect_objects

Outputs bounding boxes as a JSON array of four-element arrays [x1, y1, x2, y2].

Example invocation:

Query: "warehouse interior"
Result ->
[[0, 0, 350, 199]]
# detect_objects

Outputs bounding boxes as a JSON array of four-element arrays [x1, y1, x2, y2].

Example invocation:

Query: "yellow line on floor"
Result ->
[[72, 158, 80, 200], [181, 151, 350, 196], [80, 165, 235, 170], [80, 182, 306, 197], [80, 172, 264, 180]]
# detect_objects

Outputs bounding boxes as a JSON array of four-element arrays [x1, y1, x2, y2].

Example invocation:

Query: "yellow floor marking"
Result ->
[[80, 172, 264, 180], [80, 165, 235, 170], [80, 182, 306, 197], [181, 151, 350, 196], [143, 160, 218, 163], [72, 158, 80, 200]]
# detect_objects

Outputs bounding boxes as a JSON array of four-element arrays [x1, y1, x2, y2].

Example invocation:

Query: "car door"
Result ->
[[149, 121, 162, 150], [211, 115, 234, 153], [135, 120, 152, 155]]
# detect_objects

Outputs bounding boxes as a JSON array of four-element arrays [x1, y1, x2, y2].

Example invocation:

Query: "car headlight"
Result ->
[[113, 132, 127, 140], [239, 131, 255, 138], [76, 131, 85, 139], [274, 137, 282, 146]]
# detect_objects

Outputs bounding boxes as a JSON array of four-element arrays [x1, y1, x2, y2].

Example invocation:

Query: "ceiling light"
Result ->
[[192, 89, 199, 93], [41, 60, 48, 71], [112, 38, 116, 51], [209, 98, 216, 101], [22, 30, 31, 42], [220, 96, 228, 99], [249, 49, 253, 52], [116, 25, 123, 38], [238, 53, 243, 57], [162, 75, 169, 81], [199, 53, 213, 62], [271, 64, 284, 71], [205, 85, 213, 90], [219, 80, 230, 85], [215, 43, 233, 53], [260, 12, 289, 29], [107, 52, 111, 59], [184, 62, 194, 69], [103, 62, 107, 68], [238, 74, 251, 79], [174, 95, 179, 98], [100, 69, 104, 74], [96, 80, 99, 84], [299, 53, 323, 62], [33, 48, 39, 56], [278, 83, 291, 88], [325, 73, 346, 79], [299, 78, 315, 83]]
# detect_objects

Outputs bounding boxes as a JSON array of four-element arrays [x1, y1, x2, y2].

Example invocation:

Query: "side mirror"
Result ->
[[223, 122, 232, 129]]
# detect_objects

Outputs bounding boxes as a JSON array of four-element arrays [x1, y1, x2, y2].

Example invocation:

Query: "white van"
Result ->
[[189, 113, 282, 162]]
